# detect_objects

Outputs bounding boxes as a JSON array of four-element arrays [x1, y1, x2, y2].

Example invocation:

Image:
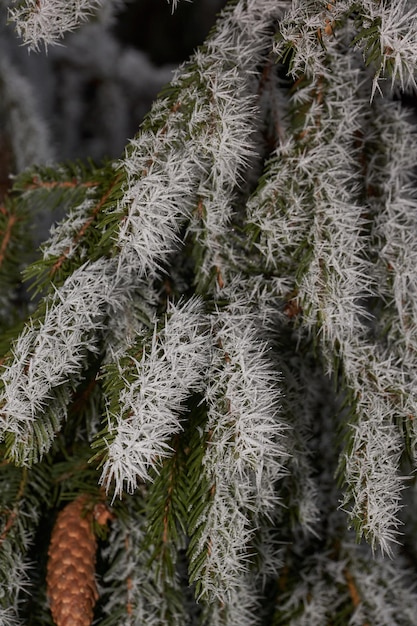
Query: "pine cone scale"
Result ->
[[46, 495, 99, 626]]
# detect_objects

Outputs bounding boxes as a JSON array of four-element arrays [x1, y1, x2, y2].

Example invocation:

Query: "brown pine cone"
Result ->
[[46, 494, 104, 626]]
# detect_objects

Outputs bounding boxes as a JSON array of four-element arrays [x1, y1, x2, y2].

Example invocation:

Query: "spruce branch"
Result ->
[[281, 60, 407, 551], [202, 578, 264, 626], [111, 0, 287, 283], [8, 0, 104, 51], [101, 495, 189, 626], [346, 548, 417, 625], [0, 458, 50, 622], [0, 258, 128, 465], [253, 29, 407, 553], [188, 305, 287, 605], [2, 0, 417, 621], [352, 0, 417, 98], [272, 542, 417, 626], [0, 0, 286, 468], [363, 97, 417, 458], [19, 161, 124, 294], [273, 0, 417, 99], [97, 298, 210, 499]]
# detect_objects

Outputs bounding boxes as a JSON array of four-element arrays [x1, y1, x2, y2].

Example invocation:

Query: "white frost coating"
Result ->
[[166, 0, 180, 12], [341, 390, 404, 553], [273, 0, 417, 96], [0, 258, 126, 463], [272, 552, 350, 625], [349, 552, 417, 625], [42, 196, 96, 260], [115, 0, 289, 279], [100, 298, 211, 497], [9, 0, 103, 50], [116, 126, 198, 279], [190, 306, 286, 602], [269, 42, 405, 553], [357, 0, 417, 96], [205, 577, 263, 626], [206, 312, 286, 496], [366, 100, 417, 457], [186, 63, 256, 282], [102, 503, 186, 626], [0, 609, 23, 626]]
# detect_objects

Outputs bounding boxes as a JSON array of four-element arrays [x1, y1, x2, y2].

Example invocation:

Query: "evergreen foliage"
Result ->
[[1, 0, 417, 624]]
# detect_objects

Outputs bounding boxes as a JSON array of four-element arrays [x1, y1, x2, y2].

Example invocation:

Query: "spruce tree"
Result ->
[[1, 0, 417, 624]]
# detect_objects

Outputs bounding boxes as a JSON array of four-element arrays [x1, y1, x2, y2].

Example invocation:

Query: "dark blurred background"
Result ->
[[0, 0, 227, 174], [114, 0, 226, 66]]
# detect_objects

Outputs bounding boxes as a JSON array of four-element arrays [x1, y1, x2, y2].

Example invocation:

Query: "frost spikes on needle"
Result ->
[[98, 297, 211, 499], [114, 0, 287, 280], [188, 305, 287, 603], [0, 258, 127, 465], [8, 0, 104, 51]]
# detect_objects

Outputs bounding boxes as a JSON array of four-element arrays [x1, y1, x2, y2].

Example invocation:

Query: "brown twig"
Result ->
[[49, 173, 122, 277], [0, 468, 28, 547], [344, 568, 370, 626], [0, 509, 18, 547], [162, 459, 176, 546], [25, 177, 99, 190], [0, 206, 18, 268]]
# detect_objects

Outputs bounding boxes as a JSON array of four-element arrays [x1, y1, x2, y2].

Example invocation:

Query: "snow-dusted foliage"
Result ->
[[8, 0, 104, 50], [2, 0, 417, 624], [99, 298, 211, 497]]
